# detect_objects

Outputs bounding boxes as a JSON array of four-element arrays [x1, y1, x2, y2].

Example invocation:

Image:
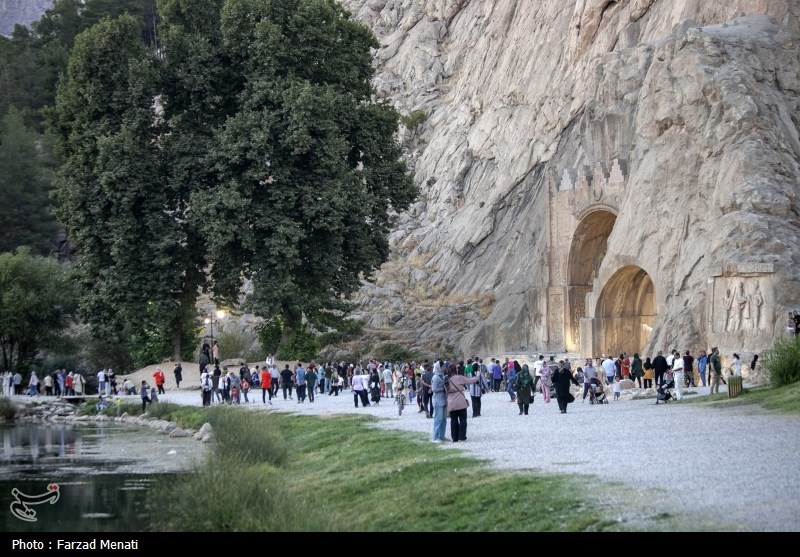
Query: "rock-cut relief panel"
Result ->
[[715, 278, 767, 333]]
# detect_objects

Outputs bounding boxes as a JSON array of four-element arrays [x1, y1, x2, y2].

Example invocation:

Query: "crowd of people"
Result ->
[[194, 347, 755, 441], [1, 343, 760, 441]]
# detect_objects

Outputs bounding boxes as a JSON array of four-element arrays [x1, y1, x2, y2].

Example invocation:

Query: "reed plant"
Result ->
[[0, 397, 16, 421]]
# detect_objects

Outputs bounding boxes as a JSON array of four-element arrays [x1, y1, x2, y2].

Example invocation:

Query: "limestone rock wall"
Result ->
[[342, 0, 800, 360], [0, 0, 52, 36]]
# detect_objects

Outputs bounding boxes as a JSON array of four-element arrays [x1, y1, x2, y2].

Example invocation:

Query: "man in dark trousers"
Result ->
[[682, 350, 696, 388], [652, 350, 669, 387]]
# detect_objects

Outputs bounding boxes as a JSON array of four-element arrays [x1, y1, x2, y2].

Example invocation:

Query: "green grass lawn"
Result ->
[[142, 381, 799, 532]]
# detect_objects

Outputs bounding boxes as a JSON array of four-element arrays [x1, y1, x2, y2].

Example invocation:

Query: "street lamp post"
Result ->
[[204, 309, 226, 365]]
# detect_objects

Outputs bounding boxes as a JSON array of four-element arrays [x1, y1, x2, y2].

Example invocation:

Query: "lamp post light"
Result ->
[[204, 309, 226, 365]]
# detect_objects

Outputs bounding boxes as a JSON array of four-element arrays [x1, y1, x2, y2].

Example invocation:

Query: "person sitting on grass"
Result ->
[[96, 396, 108, 413]]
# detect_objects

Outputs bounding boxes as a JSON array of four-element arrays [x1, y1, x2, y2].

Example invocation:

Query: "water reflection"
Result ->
[[1, 424, 113, 470], [1, 475, 158, 532], [1, 423, 203, 532]]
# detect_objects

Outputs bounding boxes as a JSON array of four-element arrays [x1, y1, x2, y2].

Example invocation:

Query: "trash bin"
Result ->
[[728, 375, 743, 398]]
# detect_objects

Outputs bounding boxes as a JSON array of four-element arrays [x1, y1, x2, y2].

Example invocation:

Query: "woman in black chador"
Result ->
[[552, 362, 580, 414]]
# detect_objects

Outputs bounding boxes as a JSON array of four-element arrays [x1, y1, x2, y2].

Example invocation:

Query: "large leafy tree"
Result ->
[[196, 0, 416, 329], [48, 15, 184, 358], [49, 0, 415, 362], [0, 106, 58, 255], [0, 247, 77, 372]]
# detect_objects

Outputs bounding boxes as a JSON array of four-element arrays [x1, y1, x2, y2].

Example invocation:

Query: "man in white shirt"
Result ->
[[97, 368, 107, 396], [269, 364, 280, 399], [351, 370, 369, 407], [601, 356, 616, 385], [382, 365, 394, 399], [671, 352, 684, 400]]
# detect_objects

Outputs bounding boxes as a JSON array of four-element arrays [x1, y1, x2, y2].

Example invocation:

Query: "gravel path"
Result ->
[[156, 383, 800, 532]]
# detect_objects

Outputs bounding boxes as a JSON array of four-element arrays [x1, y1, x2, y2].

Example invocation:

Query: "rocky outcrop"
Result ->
[[0, 0, 51, 36], [342, 0, 800, 362]]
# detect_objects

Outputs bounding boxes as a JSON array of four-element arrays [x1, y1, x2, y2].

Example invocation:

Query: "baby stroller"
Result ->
[[655, 379, 675, 404], [588, 377, 608, 405]]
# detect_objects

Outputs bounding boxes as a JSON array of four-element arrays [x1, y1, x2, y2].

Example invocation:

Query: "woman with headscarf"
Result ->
[[513, 364, 534, 415], [369, 368, 382, 404], [631, 353, 643, 388], [552, 362, 580, 414], [430, 362, 448, 441], [445, 363, 479, 442]]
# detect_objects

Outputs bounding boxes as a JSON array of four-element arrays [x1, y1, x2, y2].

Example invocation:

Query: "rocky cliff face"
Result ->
[[341, 0, 800, 361], [0, 0, 51, 36]]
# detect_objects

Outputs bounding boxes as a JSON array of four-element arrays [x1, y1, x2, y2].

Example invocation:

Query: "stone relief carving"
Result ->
[[570, 293, 584, 349], [550, 293, 563, 346], [715, 277, 768, 333]]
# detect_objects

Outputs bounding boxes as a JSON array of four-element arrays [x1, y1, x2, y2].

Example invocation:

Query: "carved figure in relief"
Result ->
[[721, 287, 734, 332], [732, 280, 750, 331], [551, 297, 563, 344], [750, 281, 764, 330]]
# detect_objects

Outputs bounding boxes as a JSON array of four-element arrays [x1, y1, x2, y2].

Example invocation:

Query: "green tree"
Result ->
[[48, 0, 416, 363], [196, 0, 416, 332], [48, 15, 181, 362], [155, 0, 231, 359], [0, 106, 58, 255], [0, 247, 77, 372]]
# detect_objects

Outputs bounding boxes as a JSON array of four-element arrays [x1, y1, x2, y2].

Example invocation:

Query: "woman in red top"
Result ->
[[260, 367, 272, 405], [153, 368, 166, 394]]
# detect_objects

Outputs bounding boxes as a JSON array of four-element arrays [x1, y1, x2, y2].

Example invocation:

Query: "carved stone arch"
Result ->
[[565, 209, 617, 352], [592, 265, 656, 357], [570, 203, 618, 223]]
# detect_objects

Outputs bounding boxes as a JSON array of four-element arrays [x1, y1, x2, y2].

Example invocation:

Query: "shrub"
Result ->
[[256, 318, 284, 355], [400, 109, 427, 130], [0, 397, 16, 421], [87, 338, 135, 374], [373, 343, 419, 363], [216, 325, 261, 363], [276, 327, 319, 362], [761, 336, 800, 387]]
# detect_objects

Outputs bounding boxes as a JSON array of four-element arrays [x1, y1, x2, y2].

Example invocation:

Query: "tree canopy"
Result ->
[[0, 247, 77, 372], [48, 0, 416, 361], [0, 106, 58, 255], [195, 0, 416, 328]]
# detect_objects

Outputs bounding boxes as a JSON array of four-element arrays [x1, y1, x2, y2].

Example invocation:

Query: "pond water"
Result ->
[[0, 423, 205, 532]]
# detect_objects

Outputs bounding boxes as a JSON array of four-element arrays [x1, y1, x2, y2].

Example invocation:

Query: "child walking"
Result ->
[[612, 376, 622, 401]]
